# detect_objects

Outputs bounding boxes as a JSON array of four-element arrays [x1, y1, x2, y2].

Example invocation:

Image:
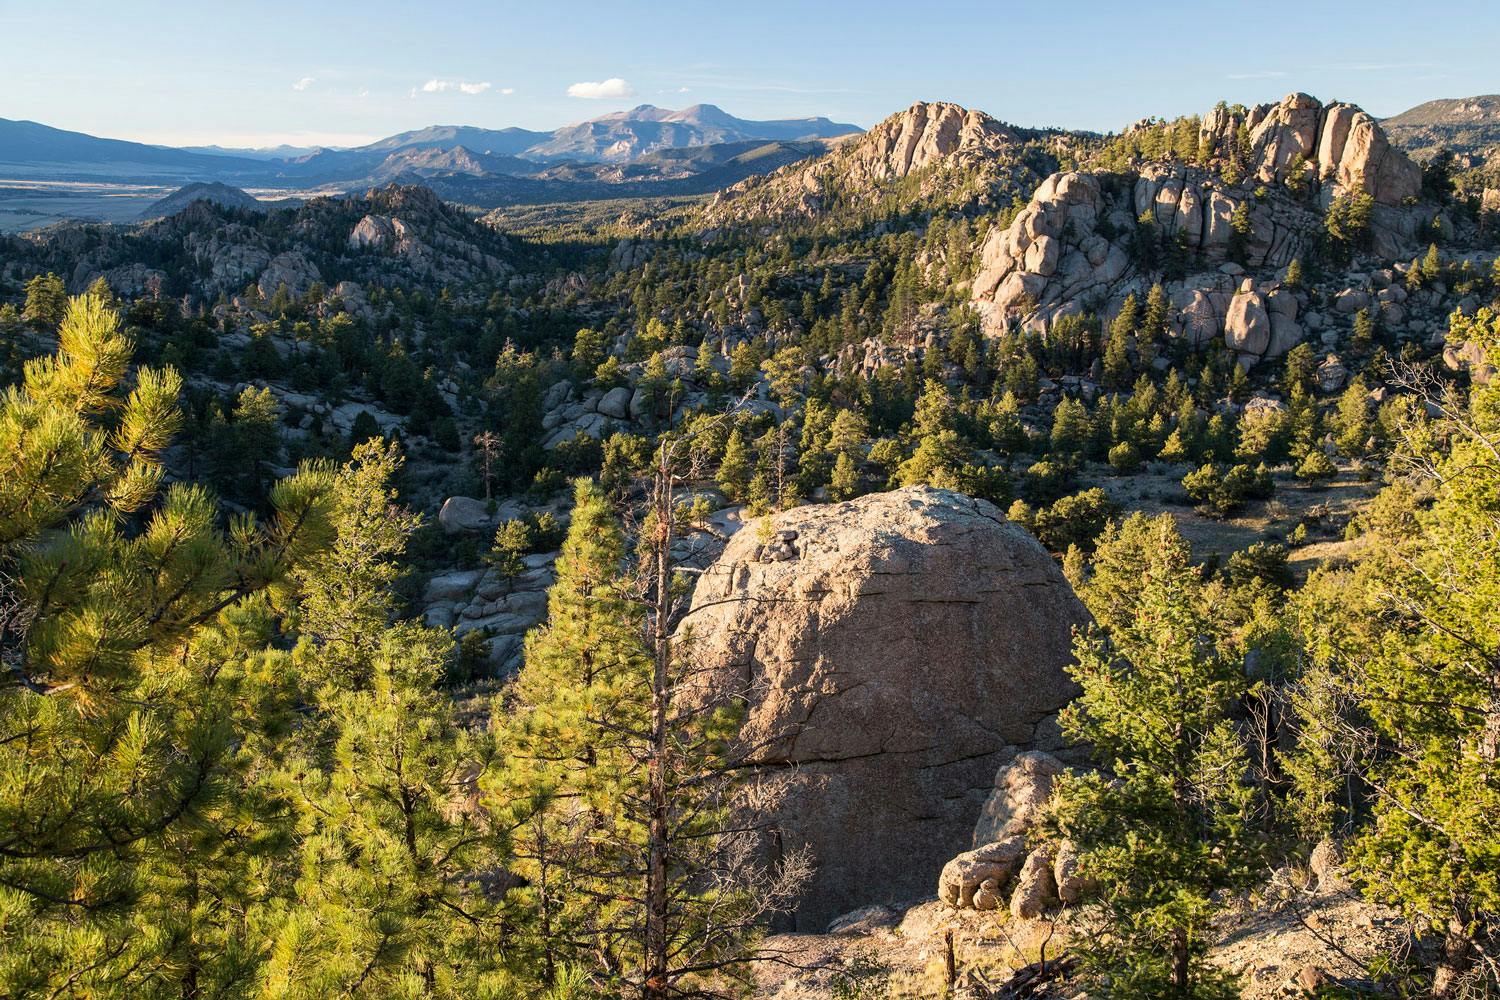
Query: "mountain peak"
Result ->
[[528, 105, 860, 163]]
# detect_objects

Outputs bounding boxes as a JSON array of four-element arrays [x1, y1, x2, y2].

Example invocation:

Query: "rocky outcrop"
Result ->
[[835, 102, 1025, 187], [938, 836, 1027, 910], [943, 747, 1084, 917], [422, 552, 558, 676], [1198, 93, 1421, 206], [971, 750, 1065, 847], [256, 250, 321, 299], [703, 102, 1051, 223], [682, 486, 1089, 928], [348, 214, 413, 252], [346, 186, 510, 282], [971, 94, 1428, 359], [971, 168, 1308, 359]]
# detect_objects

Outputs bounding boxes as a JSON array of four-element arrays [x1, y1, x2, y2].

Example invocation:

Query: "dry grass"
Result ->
[[1080, 461, 1382, 578]]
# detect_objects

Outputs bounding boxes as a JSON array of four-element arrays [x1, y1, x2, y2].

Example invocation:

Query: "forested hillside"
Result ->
[[3, 90, 1500, 998]]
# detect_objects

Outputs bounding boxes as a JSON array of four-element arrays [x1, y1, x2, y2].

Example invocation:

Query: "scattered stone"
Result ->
[[438, 496, 498, 535], [425, 569, 485, 603], [1316, 355, 1350, 393], [1309, 837, 1347, 893], [597, 385, 633, 420], [1054, 839, 1087, 904], [1295, 963, 1329, 994]]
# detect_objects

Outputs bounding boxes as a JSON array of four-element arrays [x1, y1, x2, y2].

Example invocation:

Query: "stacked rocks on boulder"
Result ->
[[972, 750, 1066, 847]]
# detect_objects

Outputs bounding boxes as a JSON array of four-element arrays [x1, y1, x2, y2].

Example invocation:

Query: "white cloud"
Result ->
[[357, 87, 370, 99], [420, 79, 491, 95], [567, 77, 635, 100], [500, 87, 515, 95], [292, 76, 316, 91]]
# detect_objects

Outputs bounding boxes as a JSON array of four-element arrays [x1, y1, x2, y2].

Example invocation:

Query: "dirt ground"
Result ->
[[751, 871, 1414, 999]]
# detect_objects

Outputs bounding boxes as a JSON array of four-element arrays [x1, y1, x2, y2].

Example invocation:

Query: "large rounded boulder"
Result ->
[[679, 486, 1088, 928]]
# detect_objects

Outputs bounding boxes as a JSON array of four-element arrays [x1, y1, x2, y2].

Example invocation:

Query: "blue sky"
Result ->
[[3, 0, 1497, 148]]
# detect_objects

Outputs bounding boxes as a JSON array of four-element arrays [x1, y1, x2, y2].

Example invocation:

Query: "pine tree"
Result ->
[[1337, 310, 1500, 994], [830, 450, 861, 500], [487, 466, 806, 997], [1227, 201, 1252, 265], [1104, 294, 1139, 390], [21, 273, 66, 328], [632, 441, 808, 999], [0, 295, 336, 996], [717, 427, 752, 501], [1055, 515, 1257, 999], [268, 441, 504, 998], [572, 327, 608, 378], [1281, 343, 1317, 397], [1332, 378, 1372, 457], [1283, 257, 1303, 289], [1158, 426, 1192, 465], [897, 428, 966, 489], [1139, 283, 1168, 361], [1295, 447, 1336, 481], [489, 518, 534, 592], [827, 408, 868, 463], [898, 381, 966, 488], [1421, 242, 1443, 283], [486, 478, 651, 990], [84, 275, 116, 308], [1352, 307, 1376, 348], [1050, 397, 1091, 459], [227, 385, 283, 500]]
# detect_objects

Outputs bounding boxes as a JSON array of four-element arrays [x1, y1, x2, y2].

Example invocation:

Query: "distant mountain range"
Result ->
[[0, 118, 271, 176], [0, 104, 862, 199]]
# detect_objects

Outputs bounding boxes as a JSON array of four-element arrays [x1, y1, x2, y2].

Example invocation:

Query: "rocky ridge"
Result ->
[[1382, 93, 1500, 159]]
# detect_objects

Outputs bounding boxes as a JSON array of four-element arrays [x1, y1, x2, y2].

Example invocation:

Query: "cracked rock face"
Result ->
[[681, 486, 1087, 928]]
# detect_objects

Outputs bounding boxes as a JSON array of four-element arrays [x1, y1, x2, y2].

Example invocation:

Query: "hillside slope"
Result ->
[[1383, 94, 1500, 158]]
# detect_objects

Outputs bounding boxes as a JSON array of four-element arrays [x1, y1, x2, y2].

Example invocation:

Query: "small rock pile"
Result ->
[[938, 749, 1088, 920]]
